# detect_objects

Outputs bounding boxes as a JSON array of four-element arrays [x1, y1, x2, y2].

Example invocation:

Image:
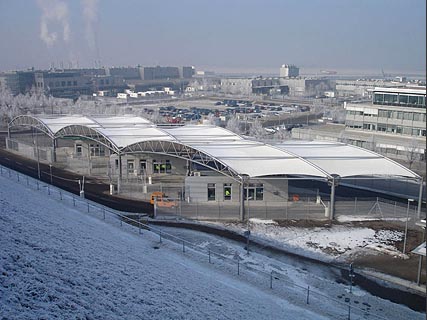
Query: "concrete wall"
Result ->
[[185, 176, 288, 203], [109, 154, 188, 179]]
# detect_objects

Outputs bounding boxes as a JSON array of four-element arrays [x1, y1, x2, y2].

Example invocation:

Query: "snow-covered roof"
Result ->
[[9, 115, 420, 180]]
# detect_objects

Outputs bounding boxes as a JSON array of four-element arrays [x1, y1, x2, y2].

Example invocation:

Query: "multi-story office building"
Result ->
[[34, 71, 92, 98], [345, 87, 426, 138]]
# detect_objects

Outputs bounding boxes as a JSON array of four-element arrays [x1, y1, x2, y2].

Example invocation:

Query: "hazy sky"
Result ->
[[0, 0, 425, 75]]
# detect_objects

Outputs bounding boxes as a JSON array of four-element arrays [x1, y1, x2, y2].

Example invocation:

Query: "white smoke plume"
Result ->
[[37, 0, 70, 47], [81, 0, 99, 52]]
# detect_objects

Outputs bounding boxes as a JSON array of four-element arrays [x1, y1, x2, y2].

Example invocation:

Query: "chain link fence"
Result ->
[[0, 164, 410, 320]]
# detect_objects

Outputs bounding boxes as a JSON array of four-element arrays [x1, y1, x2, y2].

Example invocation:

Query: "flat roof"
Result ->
[[374, 87, 426, 95]]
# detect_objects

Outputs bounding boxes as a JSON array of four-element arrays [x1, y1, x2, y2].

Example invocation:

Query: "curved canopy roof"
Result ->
[[9, 115, 420, 180], [275, 141, 418, 179]]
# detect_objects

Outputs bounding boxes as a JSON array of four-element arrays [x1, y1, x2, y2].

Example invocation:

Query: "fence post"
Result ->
[[73, 196, 76, 207], [285, 200, 288, 219], [59, 191, 62, 200], [265, 202, 267, 219], [103, 208, 105, 219], [270, 271, 273, 289], [237, 260, 240, 275], [354, 197, 357, 214], [348, 304, 351, 320], [209, 249, 211, 263], [0, 166, 2, 175], [182, 241, 185, 253], [26, 177, 29, 186], [159, 231, 162, 243], [306, 286, 310, 304], [47, 186, 50, 195], [87, 202, 90, 213], [17, 172, 19, 182]]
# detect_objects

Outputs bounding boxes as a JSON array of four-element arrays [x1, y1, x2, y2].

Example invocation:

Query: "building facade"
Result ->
[[345, 87, 426, 139], [280, 64, 299, 78]]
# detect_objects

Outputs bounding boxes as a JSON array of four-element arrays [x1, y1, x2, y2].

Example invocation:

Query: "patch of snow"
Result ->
[[249, 218, 278, 225]]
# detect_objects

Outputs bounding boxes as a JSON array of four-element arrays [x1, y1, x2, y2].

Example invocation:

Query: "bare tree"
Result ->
[[405, 137, 420, 169]]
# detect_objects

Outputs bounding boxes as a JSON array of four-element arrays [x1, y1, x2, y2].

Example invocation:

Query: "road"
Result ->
[[0, 147, 154, 215]]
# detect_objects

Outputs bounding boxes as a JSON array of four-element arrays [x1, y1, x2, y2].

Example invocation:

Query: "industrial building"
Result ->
[[0, 65, 195, 98], [6, 115, 422, 221], [280, 64, 299, 78], [220, 77, 334, 97]]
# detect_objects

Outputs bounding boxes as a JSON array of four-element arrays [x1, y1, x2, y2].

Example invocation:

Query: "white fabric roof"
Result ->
[[14, 115, 419, 180], [276, 141, 418, 179], [97, 127, 174, 149]]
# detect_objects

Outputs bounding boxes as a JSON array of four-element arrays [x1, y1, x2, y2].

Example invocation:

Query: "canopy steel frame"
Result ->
[[55, 125, 121, 154], [123, 140, 241, 181], [9, 115, 55, 138]]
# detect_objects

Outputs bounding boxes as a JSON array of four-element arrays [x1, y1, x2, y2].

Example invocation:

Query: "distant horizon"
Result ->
[[0, 0, 425, 77], [1, 64, 425, 81]]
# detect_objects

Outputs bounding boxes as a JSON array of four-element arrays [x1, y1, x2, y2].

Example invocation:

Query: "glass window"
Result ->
[[245, 183, 264, 201], [403, 112, 413, 121], [373, 93, 384, 104], [140, 160, 147, 173], [90, 144, 105, 156], [223, 184, 232, 200], [398, 94, 408, 105], [378, 110, 388, 118], [153, 160, 171, 174], [76, 144, 82, 156], [207, 183, 216, 201], [115, 159, 119, 169], [412, 128, 420, 136], [413, 113, 421, 121], [403, 127, 412, 135], [153, 160, 160, 173], [377, 124, 387, 132], [408, 95, 418, 106], [386, 125, 396, 133], [396, 126, 403, 134], [165, 160, 172, 173], [61, 81, 66, 87], [127, 160, 135, 174], [73, 80, 77, 86], [67, 81, 72, 86]]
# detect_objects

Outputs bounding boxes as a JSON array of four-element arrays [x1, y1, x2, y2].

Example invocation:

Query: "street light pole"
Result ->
[[403, 198, 414, 255]]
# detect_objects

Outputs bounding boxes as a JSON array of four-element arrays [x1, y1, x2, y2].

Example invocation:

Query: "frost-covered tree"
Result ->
[[249, 118, 265, 139], [225, 115, 241, 135], [274, 127, 290, 141], [205, 113, 216, 125]]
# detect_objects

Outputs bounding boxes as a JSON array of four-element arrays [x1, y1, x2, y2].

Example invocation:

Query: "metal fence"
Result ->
[[0, 164, 417, 319]]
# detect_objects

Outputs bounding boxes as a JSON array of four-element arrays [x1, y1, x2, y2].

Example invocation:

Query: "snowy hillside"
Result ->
[[0, 173, 330, 319], [0, 171, 424, 319]]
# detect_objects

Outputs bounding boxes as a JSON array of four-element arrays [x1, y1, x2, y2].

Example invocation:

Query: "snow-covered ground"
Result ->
[[0, 174, 336, 319], [208, 218, 408, 262], [0, 171, 424, 319]]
